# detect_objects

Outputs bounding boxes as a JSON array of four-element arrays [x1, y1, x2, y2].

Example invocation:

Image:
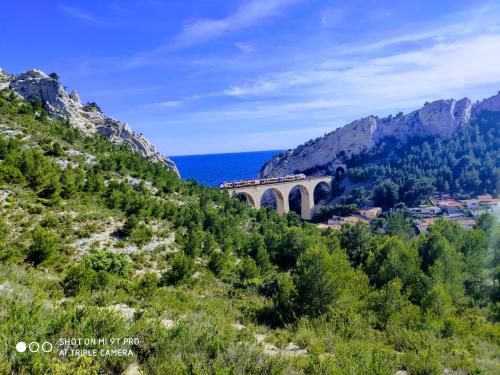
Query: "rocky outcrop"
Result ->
[[259, 91, 500, 178], [3, 69, 178, 175]]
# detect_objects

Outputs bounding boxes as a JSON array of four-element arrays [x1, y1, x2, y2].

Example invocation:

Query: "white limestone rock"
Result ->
[[5, 69, 179, 175], [259, 91, 500, 178]]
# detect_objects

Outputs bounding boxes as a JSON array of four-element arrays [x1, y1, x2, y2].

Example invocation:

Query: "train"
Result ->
[[219, 174, 306, 189]]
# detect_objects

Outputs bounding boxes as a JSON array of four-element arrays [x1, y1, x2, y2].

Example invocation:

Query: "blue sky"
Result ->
[[1, 0, 500, 155]]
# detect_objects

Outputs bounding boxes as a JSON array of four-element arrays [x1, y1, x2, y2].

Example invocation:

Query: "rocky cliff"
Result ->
[[259, 91, 500, 178], [1, 69, 179, 175]]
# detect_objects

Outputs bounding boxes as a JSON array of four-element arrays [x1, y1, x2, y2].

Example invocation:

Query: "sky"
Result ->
[[1, 0, 500, 156]]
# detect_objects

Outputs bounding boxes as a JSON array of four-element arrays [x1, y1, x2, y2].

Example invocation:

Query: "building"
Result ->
[[409, 205, 441, 216], [437, 200, 465, 215], [453, 218, 476, 230]]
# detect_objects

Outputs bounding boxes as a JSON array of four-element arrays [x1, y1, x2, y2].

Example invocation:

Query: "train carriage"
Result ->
[[219, 173, 306, 189]]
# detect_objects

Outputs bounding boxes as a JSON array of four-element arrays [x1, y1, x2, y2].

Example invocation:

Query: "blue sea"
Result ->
[[171, 150, 284, 187]]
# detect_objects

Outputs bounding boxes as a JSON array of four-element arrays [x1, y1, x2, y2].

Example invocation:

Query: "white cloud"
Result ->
[[320, 6, 347, 28], [59, 4, 107, 26], [235, 42, 255, 53], [171, 0, 302, 48], [159, 100, 183, 108], [126, 0, 301, 67], [219, 31, 500, 108]]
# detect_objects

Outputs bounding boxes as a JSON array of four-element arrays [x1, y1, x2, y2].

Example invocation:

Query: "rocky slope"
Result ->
[[259, 91, 500, 178], [0, 69, 179, 175]]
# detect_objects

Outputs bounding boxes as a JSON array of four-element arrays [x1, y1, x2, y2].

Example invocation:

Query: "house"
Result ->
[[453, 218, 476, 230], [477, 194, 493, 203], [409, 205, 441, 216], [437, 200, 464, 215]]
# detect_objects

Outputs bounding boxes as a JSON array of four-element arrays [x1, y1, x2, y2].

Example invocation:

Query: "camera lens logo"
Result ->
[[16, 341, 53, 353]]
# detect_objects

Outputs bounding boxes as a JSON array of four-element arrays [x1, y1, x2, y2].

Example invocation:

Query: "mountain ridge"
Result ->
[[259, 90, 500, 178], [0, 68, 179, 175]]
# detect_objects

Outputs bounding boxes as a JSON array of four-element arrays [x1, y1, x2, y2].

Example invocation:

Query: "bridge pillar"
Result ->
[[300, 185, 315, 220]]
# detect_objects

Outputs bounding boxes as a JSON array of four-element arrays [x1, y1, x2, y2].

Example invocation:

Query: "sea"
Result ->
[[171, 150, 284, 187]]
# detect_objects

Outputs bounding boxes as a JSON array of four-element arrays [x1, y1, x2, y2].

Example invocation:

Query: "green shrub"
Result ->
[[83, 250, 131, 277], [26, 226, 59, 266], [208, 250, 229, 276], [0, 164, 25, 184], [239, 256, 260, 281], [61, 262, 99, 296], [161, 253, 195, 285]]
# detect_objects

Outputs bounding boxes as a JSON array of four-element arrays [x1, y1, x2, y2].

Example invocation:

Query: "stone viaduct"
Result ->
[[226, 175, 334, 220]]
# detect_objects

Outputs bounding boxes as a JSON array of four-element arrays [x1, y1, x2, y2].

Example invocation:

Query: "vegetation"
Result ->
[[347, 113, 500, 208], [0, 87, 499, 374]]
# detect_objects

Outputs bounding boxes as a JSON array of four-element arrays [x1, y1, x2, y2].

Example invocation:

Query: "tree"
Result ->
[[60, 167, 77, 198], [293, 245, 366, 318], [457, 229, 487, 298], [84, 171, 105, 193], [384, 212, 415, 239], [373, 180, 399, 210], [293, 245, 337, 317], [183, 226, 204, 257], [368, 236, 425, 302], [270, 272, 297, 325], [475, 213, 496, 233], [340, 222, 374, 267], [371, 278, 420, 330], [273, 227, 312, 269], [208, 250, 229, 276], [239, 257, 260, 281], [49, 72, 59, 81]]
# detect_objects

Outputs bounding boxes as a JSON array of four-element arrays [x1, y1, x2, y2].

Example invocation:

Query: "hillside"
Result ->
[[0, 82, 499, 374], [259, 92, 500, 206], [0, 69, 178, 175]]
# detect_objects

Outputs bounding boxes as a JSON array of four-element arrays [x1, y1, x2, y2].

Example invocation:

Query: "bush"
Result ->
[[83, 250, 131, 277], [161, 253, 195, 285], [0, 164, 25, 184], [134, 272, 159, 299], [61, 262, 99, 296], [208, 250, 229, 276], [119, 216, 153, 246], [40, 214, 59, 228], [25, 226, 58, 266], [239, 256, 260, 281]]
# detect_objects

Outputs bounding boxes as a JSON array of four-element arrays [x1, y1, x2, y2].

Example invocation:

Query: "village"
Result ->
[[316, 193, 500, 233]]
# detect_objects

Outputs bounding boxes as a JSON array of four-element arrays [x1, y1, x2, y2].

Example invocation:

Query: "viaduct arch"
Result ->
[[227, 176, 334, 220]]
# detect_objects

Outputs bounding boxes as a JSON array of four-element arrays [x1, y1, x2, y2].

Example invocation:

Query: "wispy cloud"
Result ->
[[126, 0, 302, 67], [214, 2, 500, 112], [173, 0, 300, 48], [152, 9, 500, 147], [319, 6, 348, 28], [235, 42, 255, 53], [158, 100, 183, 108], [59, 4, 108, 26]]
